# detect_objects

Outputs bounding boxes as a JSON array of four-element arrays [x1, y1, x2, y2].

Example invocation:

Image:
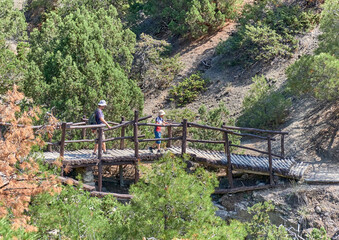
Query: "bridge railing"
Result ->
[[1, 110, 289, 192]]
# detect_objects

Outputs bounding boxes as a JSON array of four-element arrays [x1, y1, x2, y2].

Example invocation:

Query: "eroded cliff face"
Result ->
[[218, 185, 339, 239]]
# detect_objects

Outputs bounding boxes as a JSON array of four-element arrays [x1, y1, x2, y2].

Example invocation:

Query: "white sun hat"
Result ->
[[98, 100, 107, 106], [158, 110, 166, 116]]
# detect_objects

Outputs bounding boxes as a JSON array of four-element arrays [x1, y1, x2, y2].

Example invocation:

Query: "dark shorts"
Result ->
[[154, 130, 161, 144]]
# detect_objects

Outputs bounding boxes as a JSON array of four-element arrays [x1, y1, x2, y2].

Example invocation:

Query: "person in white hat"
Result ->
[[149, 110, 168, 154], [93, 100, 111, 155]]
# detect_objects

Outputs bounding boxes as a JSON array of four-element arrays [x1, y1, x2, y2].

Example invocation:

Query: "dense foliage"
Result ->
[[23, 5, 143, 121], [0, 0, 27, 94], [170, 73, 207, 106], [0, 218, 38, 240], [237, 75, 291, 129], [217, 0, 319, 64], [286, 0, 339, 101], [130, 33, 182, 92], [141, 0, 241, 38], [247, 202, 290, 239], [30, 154, 247, 239]]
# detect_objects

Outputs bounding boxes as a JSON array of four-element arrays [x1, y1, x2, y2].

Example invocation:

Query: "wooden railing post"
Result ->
[[60, 122, 67, 177], [223, 126, 234, 188], [167, 126, 172, 148], [134, 111, 139, 183], [81, 115, 87, 139], [181, 119, 187, 155], [267, 135, 274, 185], [120, 117, 125, 150], [98, 127, 103, 191], [281, 134, 285, 159], [119, 116, 125, 187]]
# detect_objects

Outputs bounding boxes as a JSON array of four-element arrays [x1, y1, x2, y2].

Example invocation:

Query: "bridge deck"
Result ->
[[43, 147, 309, 179]]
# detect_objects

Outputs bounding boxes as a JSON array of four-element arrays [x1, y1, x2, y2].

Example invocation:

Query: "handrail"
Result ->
[[81, 118, 120, 126], [103, 121, 134, 132], [187, 138, 224, 144], [0, 122, 68, 129], [137, 123, 182, 127], [222, 125, 288, 135], [68, 124, 106, 129], [188, 122, 275, 141], [138, 137, 182, 142], [3, 109, 290, 192], [103, 135, 145, 143], [229, 143, 283, 159]]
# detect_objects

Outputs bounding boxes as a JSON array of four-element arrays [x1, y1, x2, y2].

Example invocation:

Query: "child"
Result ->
[[149, 110, 168, 154]]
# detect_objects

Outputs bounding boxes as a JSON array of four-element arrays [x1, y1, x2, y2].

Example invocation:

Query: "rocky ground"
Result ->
[[217, 184, 339, 239]]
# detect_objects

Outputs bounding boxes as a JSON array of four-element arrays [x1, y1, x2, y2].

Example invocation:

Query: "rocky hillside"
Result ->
[[144, 10, 338, 164]]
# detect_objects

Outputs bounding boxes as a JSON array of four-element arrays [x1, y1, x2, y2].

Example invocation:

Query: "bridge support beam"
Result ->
[[60, 122, 67, 177], [224, 131, 234, 188], [98, 127, 103, 191], [268, 136, 274, 185], [181, 119, 187, 155], [134, 111, 139, 183]]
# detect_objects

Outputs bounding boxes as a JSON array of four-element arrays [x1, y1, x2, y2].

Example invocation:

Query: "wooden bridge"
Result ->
[[37, 111, 309, 195]]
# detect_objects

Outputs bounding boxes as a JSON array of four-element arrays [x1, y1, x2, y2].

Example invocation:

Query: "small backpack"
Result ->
[[88, 111, 97, 125]]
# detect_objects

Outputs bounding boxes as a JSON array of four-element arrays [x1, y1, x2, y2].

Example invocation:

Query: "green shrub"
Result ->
[[120, 153, 247, 239], [286, 0, 339, 101], [316, 0, 339, 56], [286, 53, 339, 101], [130, 33, 182, 91], [30, 154, 247, 239], [0, 218, 38, 240], [216, 0, 319, 64], [0, 0, 28, 94], [237, 75, 291, 129], [307, 227, 330, 240], [23, 5, 143, 122], [30, 186, 114, 239], [170, 73, 208, 106], [246, 202, 290, 239], [141, 0, 241, 38]]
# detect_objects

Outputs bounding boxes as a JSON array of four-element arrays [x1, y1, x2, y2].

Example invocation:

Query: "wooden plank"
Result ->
[[214, 184, 275, 194], [222, 125, 288, 135], [188, 122, 276, 140]]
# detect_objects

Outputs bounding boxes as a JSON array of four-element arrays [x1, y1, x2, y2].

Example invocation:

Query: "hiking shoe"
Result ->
[[92, 152, 96, 156], [103, 151, 108, 154], [149, 147, 153, 153]]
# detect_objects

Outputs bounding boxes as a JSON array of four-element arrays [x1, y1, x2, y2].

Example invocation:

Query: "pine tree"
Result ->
[[0, 0, 28, 94], [143, 0, 240, 38], [119, 153, 247, 239], [23, 6, 143, 121]]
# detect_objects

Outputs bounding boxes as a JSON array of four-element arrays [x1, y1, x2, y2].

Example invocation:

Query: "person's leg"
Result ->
[[155, 131, 161, 152]]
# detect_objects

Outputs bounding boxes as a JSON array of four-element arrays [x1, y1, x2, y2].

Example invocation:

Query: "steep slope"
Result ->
[[144, 24, 338, 162]]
